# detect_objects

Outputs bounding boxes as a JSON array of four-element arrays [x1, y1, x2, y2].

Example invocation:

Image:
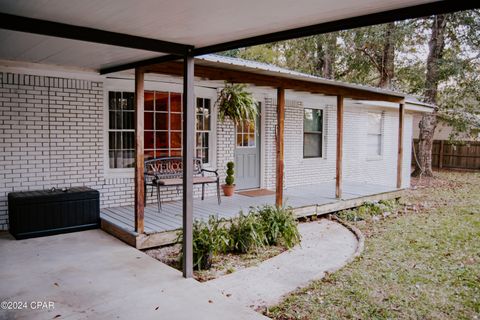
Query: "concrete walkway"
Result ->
[[0, 230, 267, 320], [207, 219, 358, 309]]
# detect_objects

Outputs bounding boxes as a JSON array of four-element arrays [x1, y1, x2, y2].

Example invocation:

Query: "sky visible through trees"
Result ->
[[221, 10, 480, 175]]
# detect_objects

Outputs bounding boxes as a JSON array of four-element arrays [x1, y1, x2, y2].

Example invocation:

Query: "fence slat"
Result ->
[[412, 139, 480, 170]]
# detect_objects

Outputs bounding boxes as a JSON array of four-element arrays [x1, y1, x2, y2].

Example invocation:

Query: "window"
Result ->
[[108, 91, 212, 168], [196, 97, 211, 164], [303, 108, 323, 158], [367, 112, 383, 157], [235, 102, 260, 148], [236, 120, 256, 147], [108, 92, 135, 168], [144, 91, 183, 161]]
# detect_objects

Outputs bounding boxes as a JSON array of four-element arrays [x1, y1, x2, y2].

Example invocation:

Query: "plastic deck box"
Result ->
[[8, 187, 100, 239]]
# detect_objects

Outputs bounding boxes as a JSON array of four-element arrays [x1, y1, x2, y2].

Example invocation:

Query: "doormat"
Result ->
[[237, 189, 276, 197]]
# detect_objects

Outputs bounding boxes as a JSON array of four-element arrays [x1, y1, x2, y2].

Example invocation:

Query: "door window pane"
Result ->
[[236, 120, 256, 148]]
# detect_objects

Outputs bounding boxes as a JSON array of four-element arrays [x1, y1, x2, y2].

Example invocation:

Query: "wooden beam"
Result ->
[[143, 62, 404, 103], [336, 95, 344, 198], [182, 55, 195, 278], [276, 88, 285, 207], [0, 13, 192, 56], [134, 68, 145, 234], [396, 103, 405, 189], [101, 54, 180, 75]]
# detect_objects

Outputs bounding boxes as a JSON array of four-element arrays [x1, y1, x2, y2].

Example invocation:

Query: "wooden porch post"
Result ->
[[396, 103, 405, 189], [182, 53, 194, 278], [134, 68, 145, 234], [336, 95, 344, 199], [276, 88, 285, 207]]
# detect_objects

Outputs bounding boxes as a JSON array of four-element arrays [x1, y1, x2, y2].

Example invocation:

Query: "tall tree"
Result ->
[[378, 22, 396, 88], [412, 15, 448, 177], [315, 33, 337, 78], [220, 10, 480, 175]]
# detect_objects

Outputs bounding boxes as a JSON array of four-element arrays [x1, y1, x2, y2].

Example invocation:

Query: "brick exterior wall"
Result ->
[[216, 117, 235, 186], [0, 72, 105, 230], [264, 98, 412, 191], [0, 70, 412, 230], [0, 72, 214, 230]]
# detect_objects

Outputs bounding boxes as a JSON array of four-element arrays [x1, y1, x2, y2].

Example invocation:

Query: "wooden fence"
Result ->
[[412, 139, 480, 170]]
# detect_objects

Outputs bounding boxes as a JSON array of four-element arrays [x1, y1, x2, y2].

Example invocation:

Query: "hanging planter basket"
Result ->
[[216, 82, 258, 124]]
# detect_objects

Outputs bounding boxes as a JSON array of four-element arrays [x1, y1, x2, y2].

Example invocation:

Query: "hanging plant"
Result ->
[[216, 82, 258, 124]]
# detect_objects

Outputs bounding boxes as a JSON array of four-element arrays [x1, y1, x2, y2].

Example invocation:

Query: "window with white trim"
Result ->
[[108, 92, 135, 168], [196, 97, 211, 164], [108, 91, 212, 168], [367, 112, 383, 157], [303, 108, 323, 158]]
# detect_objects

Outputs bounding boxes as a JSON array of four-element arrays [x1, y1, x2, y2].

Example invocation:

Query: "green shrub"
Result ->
[[228, 211, 266, 253], [337, 199, 398, 222], [257, 205, 301, 248], [337, 209, 361, 222], [225, 161, 235, 185], [180, 216, 230, 270]]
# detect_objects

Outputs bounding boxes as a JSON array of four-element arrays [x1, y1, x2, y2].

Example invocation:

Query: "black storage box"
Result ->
[[8, 187, 100, 239]]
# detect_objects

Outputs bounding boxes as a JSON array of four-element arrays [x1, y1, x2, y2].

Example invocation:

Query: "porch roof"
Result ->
[[135, 54, 434, 107], [0, 1, 473, 73]]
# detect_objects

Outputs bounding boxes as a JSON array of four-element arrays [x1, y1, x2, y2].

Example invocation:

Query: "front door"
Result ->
[[235, 113, 261, 190]]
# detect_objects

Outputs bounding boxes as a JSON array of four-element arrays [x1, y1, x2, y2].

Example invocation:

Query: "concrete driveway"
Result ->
[[0, 230, 267, 320]]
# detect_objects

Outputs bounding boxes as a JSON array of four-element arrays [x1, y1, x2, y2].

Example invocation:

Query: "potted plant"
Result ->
[[222, 161, 235, 196], [216, 82, 258, 124]]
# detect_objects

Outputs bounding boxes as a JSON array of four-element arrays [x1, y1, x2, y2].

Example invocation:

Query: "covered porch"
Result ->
[[101, 181, 402, 249], [1, 1, 468, 280]]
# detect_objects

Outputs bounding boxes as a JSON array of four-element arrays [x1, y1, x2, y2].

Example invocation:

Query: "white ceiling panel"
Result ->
[[0, 0, 438, 47], [0, 0, 440, 70], [0, 30, 162, 70]]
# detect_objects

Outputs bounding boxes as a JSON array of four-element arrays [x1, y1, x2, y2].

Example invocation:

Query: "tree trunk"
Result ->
[[412, 15, 448, 177], [316, 34, 336, 79], [378, 22, 395, 89]]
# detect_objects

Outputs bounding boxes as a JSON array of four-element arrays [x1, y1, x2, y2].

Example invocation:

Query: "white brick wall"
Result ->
[[0, 72, 215, 230], [216, 117, 235, 185], [264, 97, 412, 191], [0, 72, 105, 230], [0, 70, 413, 231]]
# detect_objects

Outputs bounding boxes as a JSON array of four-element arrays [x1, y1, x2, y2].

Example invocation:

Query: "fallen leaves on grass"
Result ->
[[269, 170, 480, 320]]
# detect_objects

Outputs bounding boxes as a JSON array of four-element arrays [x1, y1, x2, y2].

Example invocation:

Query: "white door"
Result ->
[[234, 114, 261, 190]]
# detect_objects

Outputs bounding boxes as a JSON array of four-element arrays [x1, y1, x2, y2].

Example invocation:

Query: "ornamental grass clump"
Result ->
[[181, 204, 302, 271], [257, 205, 301, 248], [187, 216, 230, 270], [228, 211, 266, 253]]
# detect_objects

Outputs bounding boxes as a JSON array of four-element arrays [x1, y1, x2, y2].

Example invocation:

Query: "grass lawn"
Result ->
[[268, 170, 480, 320]]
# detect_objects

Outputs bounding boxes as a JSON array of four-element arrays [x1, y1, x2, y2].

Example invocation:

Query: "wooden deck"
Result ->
[[101, 181, 403, 249]]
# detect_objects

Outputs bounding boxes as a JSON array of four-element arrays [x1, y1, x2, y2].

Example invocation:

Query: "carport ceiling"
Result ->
[[0, 0, 476, 71]]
